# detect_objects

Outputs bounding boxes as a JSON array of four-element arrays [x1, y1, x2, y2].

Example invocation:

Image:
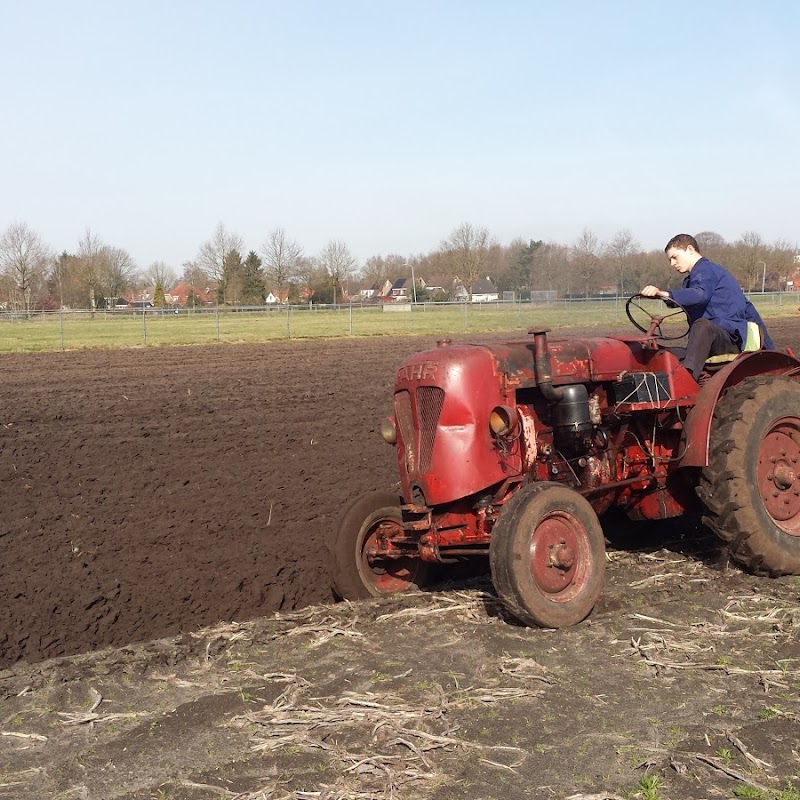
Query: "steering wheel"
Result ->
[[625, 294, 691, 341]]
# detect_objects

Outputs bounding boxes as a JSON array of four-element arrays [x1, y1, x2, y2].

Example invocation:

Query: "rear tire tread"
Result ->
[[700, 376, 800, 576]]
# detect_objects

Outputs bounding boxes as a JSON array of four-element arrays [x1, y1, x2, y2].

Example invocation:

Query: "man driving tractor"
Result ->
[[640, 233, 774, 380]]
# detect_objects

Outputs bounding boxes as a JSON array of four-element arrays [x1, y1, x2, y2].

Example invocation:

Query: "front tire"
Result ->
[[490, 483, 606, 628], [330, 490, 430, 600], [698, 376, 800, 575]]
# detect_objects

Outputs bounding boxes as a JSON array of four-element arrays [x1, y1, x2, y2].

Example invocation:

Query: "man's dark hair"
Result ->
[[665, 233, 701, 253]]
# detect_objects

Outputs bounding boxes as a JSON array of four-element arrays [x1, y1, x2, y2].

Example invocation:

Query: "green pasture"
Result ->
[[0, 295, 794, 353]]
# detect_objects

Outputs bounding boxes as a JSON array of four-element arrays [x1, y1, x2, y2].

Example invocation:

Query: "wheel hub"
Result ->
[[757, 421, 800, 533], [772, 461, 796, 491], [529, 512, 587, 596], [361, 519, 419, 593], [549, 542, 575, 570]]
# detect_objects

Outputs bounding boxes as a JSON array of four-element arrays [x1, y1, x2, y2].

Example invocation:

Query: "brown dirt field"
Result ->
[[0, 337, 429, 668], [2, 320, 800, 799]]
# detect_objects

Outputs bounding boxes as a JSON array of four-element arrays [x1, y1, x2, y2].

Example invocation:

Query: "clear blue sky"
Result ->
[[1, 0, 798, 270]]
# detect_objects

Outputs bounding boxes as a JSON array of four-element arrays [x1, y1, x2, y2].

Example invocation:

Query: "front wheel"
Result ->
[[699, 376, 800, 575], [330, 490, 430, 600], [489, 483, 606, 628]]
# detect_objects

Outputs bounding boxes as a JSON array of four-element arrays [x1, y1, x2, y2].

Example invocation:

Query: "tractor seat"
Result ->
[[704, 321, 762, 368]]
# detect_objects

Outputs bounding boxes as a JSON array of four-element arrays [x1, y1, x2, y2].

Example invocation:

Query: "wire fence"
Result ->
[[0, 293, 792, 353]]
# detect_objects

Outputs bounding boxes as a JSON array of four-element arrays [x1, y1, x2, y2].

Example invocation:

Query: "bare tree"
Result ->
[[768, 239, 796, 290], [197, 222, 244, 285], [180, 259, 209, 285], [0, 222, 51, 315], [49, 252, 69, 308], [570, 228, 603, 297], [294, 255, 322, 303], [635, 249, 673, 292], [604, 229, 639, 296], [144, 261, 177, 290], [695, 230, 726, 254], [75, 229, 106, 311], [442, 223, 495, 299], [318, 240, 357, 304], [730, 231, 767, 291], [362, 254, 407, 287], [100, 246, 138, 305], [261, 228, 303, 301], [178, 260, 210, 307], [534, 242, 570, 295], [47, 251, 86, 309]]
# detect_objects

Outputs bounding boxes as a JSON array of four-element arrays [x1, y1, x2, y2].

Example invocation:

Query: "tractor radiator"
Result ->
[[394, 387, 445, 475], [417, 387, 445, 471]]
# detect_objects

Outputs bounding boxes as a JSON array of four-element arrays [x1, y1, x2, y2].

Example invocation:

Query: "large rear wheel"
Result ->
[[489, 483, 606, 628], [330, 490, 430, 600], [698, 376, 800, 575]]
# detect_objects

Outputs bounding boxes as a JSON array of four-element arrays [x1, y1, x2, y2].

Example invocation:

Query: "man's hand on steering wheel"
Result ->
[[640, 284, 670, 301]]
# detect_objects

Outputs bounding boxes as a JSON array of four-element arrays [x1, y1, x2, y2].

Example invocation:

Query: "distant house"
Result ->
[[423, 276, 452, 299], [354, 280, 390, 301], [377, 279, 394, 300], [390, 278, 412, 301], [471, 277, 499, 302], [169, 282, 213, 306]]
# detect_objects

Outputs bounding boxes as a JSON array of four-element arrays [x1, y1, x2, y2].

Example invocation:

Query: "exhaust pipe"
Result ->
[[530, 328, 562, 402], [529, 328, 592, 453]]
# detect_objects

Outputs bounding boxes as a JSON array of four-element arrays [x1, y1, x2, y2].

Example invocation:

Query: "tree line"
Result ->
[[0, 220, 796, 314]]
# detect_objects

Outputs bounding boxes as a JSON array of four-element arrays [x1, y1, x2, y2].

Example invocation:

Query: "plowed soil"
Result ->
[[0, 337, 426, 668], [2, 320, 800, 799]]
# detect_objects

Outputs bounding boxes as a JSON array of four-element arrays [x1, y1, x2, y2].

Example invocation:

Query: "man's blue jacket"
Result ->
[[667, 257, 775, 350]]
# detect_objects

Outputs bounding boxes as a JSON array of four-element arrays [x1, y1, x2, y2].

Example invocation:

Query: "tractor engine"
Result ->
[[382, 329, 697, 563]]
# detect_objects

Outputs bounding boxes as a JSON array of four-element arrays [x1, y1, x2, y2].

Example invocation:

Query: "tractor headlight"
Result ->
[[489, 405, 518, 437], [380, 417, 397, 445]]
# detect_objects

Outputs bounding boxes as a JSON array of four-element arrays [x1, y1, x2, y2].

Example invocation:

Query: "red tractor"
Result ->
[[331, 297, 800, 627]]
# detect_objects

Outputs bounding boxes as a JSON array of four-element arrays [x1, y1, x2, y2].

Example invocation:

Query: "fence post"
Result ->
[[215, 303, 220, 342], [286, 304, 291, 339], [59, 308, 65, 351], [142, 306, 147, 345]]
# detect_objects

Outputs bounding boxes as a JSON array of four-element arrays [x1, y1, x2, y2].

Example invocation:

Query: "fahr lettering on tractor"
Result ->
[[330, 296, 800, 628]]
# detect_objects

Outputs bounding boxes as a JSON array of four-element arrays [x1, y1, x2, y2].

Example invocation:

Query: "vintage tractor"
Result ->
[[331, 297, 800, 627]]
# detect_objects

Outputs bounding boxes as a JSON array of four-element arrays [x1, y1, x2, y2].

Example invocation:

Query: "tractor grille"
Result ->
[[395, 390, 416, 473], [394, 386, 445, 475], [417, 386, 445, 472]]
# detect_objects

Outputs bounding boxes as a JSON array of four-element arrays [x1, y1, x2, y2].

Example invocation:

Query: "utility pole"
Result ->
[[404, 263, 417, 303]]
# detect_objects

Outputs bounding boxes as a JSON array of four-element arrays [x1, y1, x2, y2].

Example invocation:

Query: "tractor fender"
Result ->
[[679, 350, 800, 467]]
